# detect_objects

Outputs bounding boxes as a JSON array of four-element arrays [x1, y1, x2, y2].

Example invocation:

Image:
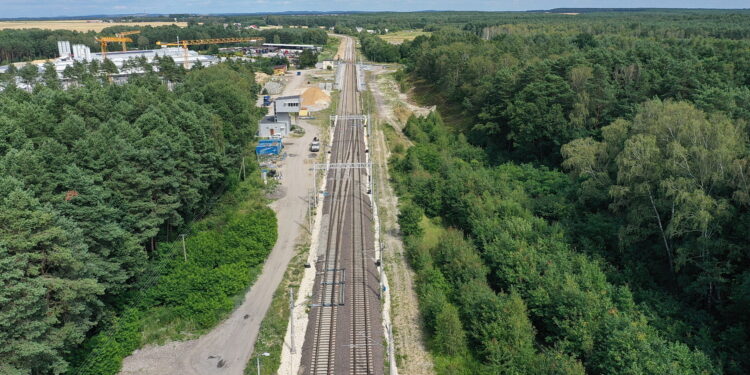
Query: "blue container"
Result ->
[[256, 140, 282, 155], [296, 71, 301, 76], [258, 139, 282, 146]]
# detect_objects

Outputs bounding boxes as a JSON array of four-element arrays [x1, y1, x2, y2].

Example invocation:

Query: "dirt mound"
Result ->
[[264, 81, 283, 95], [301, 87, 331, 107]]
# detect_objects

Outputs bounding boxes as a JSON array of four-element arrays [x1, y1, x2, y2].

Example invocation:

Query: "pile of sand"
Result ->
[[301, 87, 331, 107]]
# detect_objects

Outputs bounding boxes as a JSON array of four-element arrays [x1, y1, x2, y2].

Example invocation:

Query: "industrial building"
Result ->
[[273, 95, 301, 113], [259, 112, 291, 138], [257, 95, 302, 138], [316, 60, 337, 70], [262, 43, 321, 52], [273, 65, 288, 76], [0, 40, 220, 77], [244, 43, 322, 59]]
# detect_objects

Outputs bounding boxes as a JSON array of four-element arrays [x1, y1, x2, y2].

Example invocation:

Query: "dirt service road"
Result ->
[[120, 105, 319, 375]]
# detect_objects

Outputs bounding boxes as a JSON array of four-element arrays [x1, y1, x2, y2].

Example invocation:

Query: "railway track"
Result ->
[[303, 36, 382, 375]]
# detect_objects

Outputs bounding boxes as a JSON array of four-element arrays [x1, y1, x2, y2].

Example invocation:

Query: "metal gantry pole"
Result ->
[[380, 243, 385, 301], [313, 169, 318, 207], [308, 191, 313, 233]]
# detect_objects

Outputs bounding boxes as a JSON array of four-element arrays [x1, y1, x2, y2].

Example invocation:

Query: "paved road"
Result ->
[[120, 103, 319, 375]]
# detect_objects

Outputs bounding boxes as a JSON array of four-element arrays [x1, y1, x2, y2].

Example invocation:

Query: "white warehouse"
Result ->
[[0, 40, 220, 76]]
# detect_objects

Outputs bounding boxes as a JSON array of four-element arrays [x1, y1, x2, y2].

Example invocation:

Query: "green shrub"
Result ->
[[73, 205, 276, 372], [398, 201, 424, 237], [147, 207, 276, 329], [391, 112, 719, 374], [72, 309, 143, 375]]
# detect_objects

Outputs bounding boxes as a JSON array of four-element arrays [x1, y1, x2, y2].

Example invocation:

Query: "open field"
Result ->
[[0, 20, 187, 32], [318, 35, 342, 61], [378, 30, 430, 44]]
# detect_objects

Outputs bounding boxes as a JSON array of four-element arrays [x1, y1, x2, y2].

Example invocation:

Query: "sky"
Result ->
[[0, 0, 747, 18]]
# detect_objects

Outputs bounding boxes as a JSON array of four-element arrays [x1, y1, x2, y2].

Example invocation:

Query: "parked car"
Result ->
[[310, 140, 320, 152]]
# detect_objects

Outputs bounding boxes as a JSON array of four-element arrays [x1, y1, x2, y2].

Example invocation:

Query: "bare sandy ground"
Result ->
[[332, 35, 348, 61], [274, 69, 333, 113], [369, 69, 435, 375], [372, 70, 433, 127], [119, 77, 320, 375]]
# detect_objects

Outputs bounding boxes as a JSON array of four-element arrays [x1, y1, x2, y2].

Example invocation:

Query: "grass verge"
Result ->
[[318, 36, 342, 62], [361, 75, 377, 117], [409, 78, 472, 132], [246, 238, 309, 375]]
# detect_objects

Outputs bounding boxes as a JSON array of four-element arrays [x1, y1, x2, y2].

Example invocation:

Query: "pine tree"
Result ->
[[42, 62, 60, 89], [0, 177, 103, 374]]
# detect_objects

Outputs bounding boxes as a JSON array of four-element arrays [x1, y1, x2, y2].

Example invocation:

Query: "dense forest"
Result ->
[[3, 8, 750, 375], [380, 10, 750, 375], [0, 25, 327, 64], [394, 112, 717, 374], [0, 60, 276, 374], [268, 10, 750, 36]]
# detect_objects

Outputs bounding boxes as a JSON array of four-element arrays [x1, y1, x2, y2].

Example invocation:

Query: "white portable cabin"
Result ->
[[274, 95, 301, 114], [258, 113, 291, 138]]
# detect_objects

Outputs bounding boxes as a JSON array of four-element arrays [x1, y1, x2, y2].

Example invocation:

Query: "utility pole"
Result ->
[[256, 352, 270, 375], [180, 234, 187, 262], [238, 156, 247, 181], [241, 156, 246, 180], [289, 288, 296, 354]]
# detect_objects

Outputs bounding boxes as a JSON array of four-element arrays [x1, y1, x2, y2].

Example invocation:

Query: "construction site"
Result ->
[[0, 25, 390, 375], [0, 34, 266, 85]]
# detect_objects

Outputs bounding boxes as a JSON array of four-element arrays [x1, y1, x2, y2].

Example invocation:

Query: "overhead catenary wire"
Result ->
[[307, 36, 381, 375]]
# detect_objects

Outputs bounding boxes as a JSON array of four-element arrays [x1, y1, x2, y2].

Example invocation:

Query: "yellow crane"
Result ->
[[156, 37, 264, 68], [115, 30, 141, 51], [95, 36, 133, 59]]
